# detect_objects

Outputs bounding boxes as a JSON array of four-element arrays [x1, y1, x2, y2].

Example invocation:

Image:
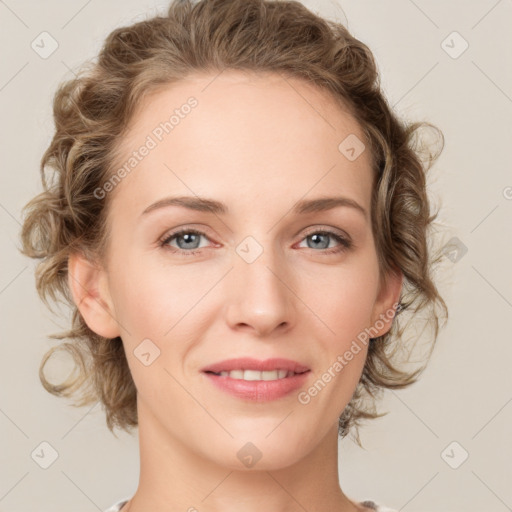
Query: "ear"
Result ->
[[369, 266, 403, 338], [67, 252, 121, 339]]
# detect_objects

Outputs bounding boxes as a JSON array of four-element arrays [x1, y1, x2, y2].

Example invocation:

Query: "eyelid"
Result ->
[[159, 223, 216, 242], [300, 224, 352, 242]]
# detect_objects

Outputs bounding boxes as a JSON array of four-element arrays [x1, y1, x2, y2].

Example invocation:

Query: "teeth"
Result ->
[[217, 369, 293, 380]]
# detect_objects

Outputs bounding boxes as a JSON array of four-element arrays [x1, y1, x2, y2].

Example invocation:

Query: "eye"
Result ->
[[159, 228, 213, 256], [159, 227, 353, 257], [297, 229, 352, 255]]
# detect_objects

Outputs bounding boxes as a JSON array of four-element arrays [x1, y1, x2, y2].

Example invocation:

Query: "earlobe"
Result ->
[[67, 252, 121, 339], [370, 267, 403, 338]]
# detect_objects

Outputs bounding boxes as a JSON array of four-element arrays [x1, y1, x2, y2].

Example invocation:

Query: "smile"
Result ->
[[206, 369, 306, 380], [203, 370, 311, 401]]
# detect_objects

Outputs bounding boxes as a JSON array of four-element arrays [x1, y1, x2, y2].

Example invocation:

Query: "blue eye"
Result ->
[[299, 231, 352, 254], [159, 228, 352, 256], [160, 228, 209, 256]]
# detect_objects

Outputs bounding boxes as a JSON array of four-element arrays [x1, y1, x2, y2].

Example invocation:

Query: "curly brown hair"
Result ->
[[19, 0, 448, 444]]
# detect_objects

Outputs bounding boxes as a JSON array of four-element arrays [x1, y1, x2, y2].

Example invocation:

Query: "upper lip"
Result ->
[[201, 357, 310, 374]]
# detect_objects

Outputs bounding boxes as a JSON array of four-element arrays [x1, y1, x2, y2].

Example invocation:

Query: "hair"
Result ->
[[20, 0, 448, 445]]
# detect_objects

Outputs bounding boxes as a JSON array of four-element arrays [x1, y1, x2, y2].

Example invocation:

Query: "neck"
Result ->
[[122, 399, 363, 512]]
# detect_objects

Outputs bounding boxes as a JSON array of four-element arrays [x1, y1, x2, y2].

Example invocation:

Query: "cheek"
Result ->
[[329, 283, 378, 343], [299, 255, 381, 341], [110, 268, 192, 394], [110, 260, 199, 335], [297, 254, 379, 393]]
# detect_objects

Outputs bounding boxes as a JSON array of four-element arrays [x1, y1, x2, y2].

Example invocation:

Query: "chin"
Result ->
[[205, 431, 310, 472]]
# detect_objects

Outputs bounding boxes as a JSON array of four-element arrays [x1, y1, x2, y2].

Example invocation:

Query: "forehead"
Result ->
[[110, 70, 373, 217]]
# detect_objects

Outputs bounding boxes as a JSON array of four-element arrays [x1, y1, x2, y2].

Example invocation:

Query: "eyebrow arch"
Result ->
[[141, 195, 367, 219], [293, 196, 367, 219]]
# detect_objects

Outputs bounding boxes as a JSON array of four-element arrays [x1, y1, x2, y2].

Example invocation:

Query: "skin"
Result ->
[[68, 70, 402, 512]]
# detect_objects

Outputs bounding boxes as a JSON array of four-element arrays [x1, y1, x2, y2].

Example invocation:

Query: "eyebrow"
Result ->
[[141, 195, 367, 219]]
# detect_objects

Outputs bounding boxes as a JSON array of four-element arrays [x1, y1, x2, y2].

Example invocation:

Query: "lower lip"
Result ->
[[203, 371, 310, 401]]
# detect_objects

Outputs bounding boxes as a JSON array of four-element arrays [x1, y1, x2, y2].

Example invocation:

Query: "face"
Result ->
[[73, 70, 401, 470]]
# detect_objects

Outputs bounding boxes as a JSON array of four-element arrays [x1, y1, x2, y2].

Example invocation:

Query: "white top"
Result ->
[[104, 497, 398, 511]]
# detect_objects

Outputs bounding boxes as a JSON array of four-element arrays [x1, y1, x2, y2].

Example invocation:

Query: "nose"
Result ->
[[224, 240, 295, 337]]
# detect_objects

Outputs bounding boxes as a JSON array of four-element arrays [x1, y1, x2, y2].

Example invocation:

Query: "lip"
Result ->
[[201, 358, 311, 402], [200, 357, 310, 374], [203, 371, 310, 401]]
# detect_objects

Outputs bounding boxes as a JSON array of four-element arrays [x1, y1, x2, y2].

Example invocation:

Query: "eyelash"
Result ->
[[159, 227, 352, 257]]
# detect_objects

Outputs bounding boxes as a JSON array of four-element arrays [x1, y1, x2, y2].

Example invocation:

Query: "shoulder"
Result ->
[[104, 498, 397, 512], [103, 498, 130, 512], [359, 500, 399, 512]]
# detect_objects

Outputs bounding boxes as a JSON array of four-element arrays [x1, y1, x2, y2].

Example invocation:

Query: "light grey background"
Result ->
[[1, 1, 511, 511]]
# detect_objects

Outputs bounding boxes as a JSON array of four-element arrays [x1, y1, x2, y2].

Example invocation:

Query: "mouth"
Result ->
[[202, 369, 311, 401], [204, 369, 309, 381], [201, 357, 310, 375], [200, 358, 311, 401]]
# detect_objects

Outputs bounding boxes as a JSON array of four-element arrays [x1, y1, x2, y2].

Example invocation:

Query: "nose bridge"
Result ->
[[225, 233, 294, 335]]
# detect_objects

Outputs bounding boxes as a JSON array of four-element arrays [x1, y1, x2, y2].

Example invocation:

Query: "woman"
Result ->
[[20, 0, 448, 511]]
